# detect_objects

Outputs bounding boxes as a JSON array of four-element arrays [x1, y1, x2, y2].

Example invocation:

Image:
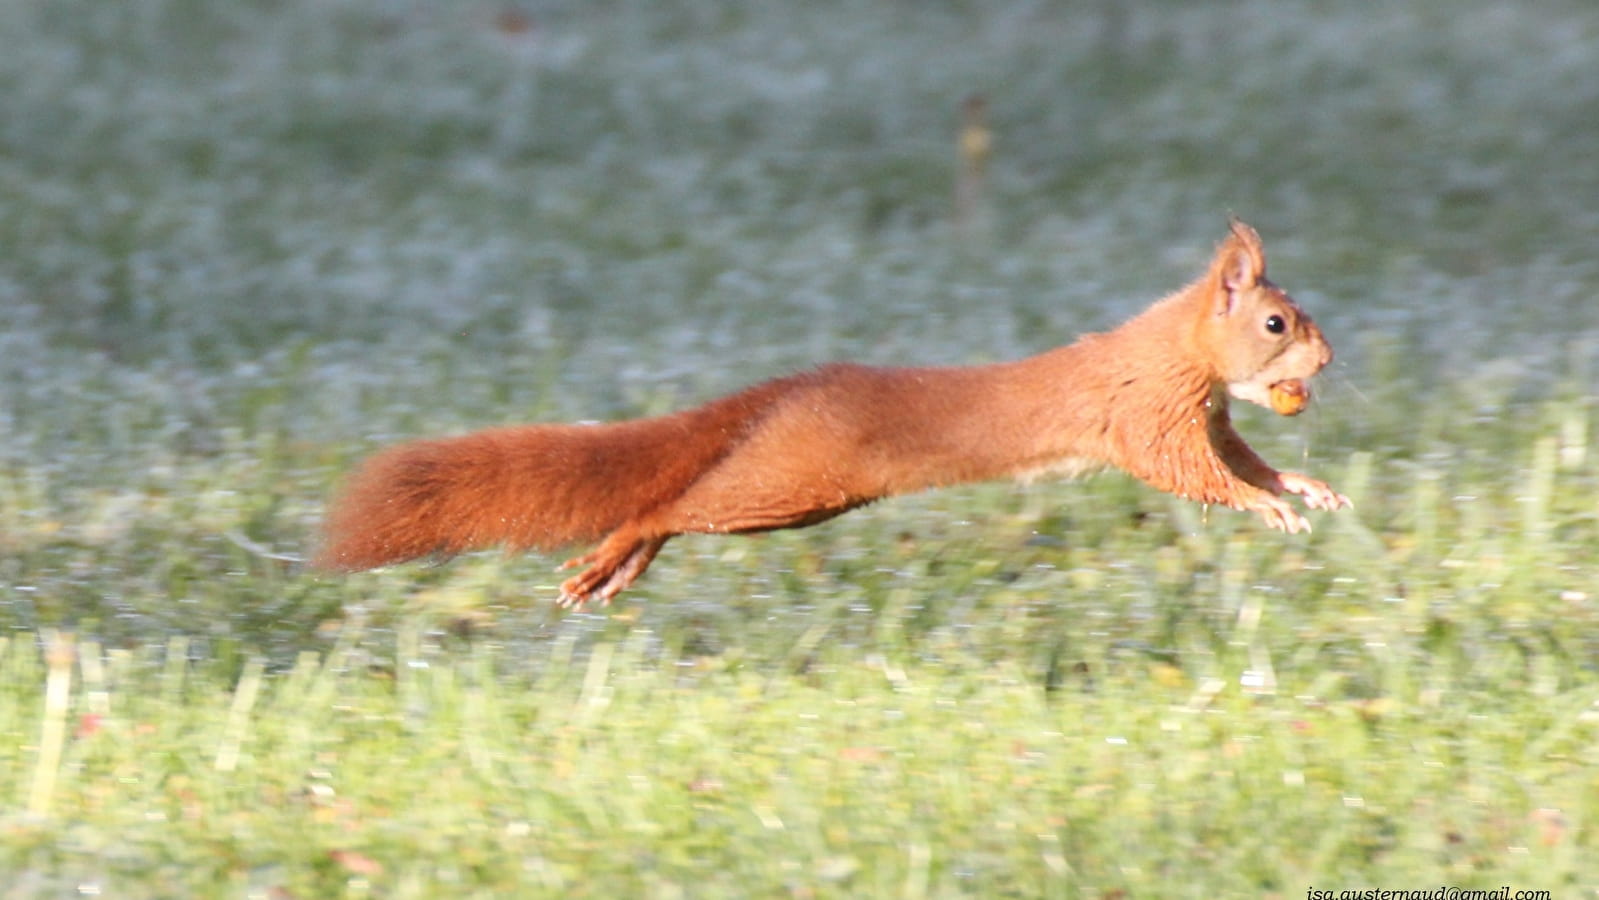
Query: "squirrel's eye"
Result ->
[[1265, 314, 1286, 334]]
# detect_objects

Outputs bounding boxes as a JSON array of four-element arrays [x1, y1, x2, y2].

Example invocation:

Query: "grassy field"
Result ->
[[2, 0, 1598, 895]]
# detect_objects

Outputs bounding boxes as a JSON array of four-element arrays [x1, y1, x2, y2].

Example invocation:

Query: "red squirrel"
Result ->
[[316, 221, 1349, 607]]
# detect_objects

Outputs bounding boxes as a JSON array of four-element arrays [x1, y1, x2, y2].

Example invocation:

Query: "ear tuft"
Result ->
[[1217, 218, 1267, 292]]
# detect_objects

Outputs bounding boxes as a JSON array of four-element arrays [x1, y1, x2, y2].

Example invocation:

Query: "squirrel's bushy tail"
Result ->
[[313, 379, 795, 572]]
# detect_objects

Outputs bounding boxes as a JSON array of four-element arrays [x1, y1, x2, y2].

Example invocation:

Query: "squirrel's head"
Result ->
[[1200, 220, 1332, 415]]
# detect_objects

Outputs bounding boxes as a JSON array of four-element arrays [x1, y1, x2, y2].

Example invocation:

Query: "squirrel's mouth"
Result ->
[[1227, 378, 1311, 416]]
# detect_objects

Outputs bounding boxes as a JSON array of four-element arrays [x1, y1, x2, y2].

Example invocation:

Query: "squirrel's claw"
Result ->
[[1278, 472, 1351, 512], [1254, 495, 1312, 535]]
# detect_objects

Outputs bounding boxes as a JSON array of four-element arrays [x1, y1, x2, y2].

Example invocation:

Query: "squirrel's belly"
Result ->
[[1011, 456, 1105, 484]]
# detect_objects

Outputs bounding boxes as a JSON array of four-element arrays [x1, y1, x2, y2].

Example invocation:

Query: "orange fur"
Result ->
[[315, 221, 1349, 606]]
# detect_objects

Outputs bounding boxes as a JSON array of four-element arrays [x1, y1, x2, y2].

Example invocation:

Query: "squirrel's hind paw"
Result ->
[[555, 534, 668, 609]]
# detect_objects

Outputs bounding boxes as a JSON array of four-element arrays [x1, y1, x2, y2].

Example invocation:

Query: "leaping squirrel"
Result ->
[[316, 221, 1349, 606]]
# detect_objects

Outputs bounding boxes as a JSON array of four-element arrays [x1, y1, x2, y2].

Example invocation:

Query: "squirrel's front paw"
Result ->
[[1253, 494, 1312, 534], [1278, 472, 1351, 512]]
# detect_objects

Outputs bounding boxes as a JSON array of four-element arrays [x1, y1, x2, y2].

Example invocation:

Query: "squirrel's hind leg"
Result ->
[[557, 530, 668, 608]]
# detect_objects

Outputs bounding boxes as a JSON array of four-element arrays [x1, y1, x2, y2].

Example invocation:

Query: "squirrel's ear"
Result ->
[[1216, 219, 1266, 294]]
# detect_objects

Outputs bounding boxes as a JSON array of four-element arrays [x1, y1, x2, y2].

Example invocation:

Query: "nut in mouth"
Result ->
[[1268, 379, 1311, 416]]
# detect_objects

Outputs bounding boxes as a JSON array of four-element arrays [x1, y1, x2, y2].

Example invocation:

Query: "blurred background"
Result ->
[[2, 0, 1598, 893], [1, 0, 1595, 654]]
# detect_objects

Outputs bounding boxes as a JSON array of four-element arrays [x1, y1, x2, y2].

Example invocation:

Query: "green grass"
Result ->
[[6, 624, 1596, 897], [2, 0, 1598, 895]]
